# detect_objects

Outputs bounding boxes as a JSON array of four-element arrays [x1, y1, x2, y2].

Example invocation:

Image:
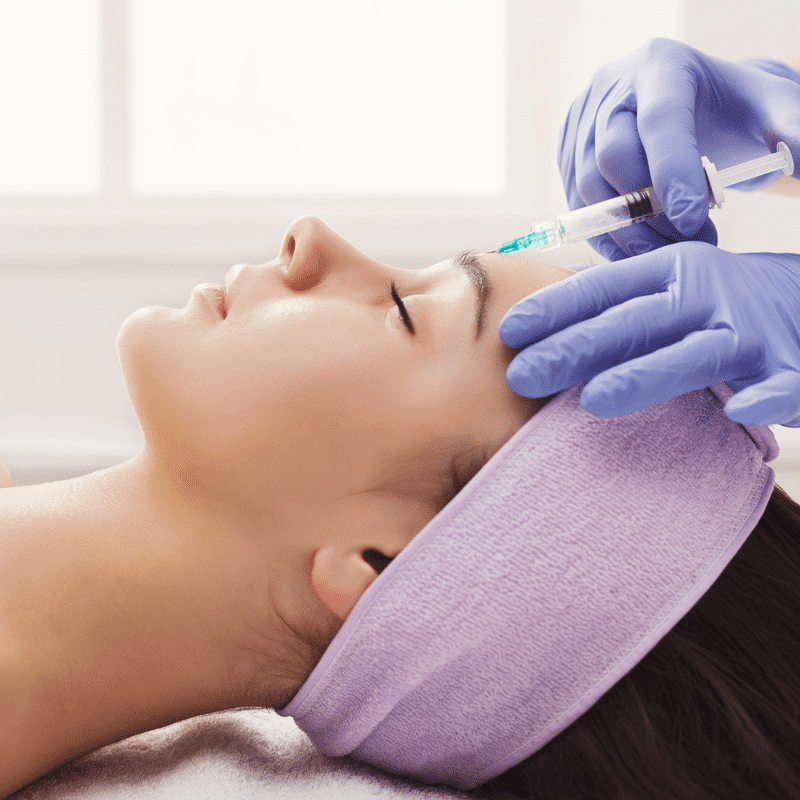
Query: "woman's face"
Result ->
[[118, 216, 574, 536]]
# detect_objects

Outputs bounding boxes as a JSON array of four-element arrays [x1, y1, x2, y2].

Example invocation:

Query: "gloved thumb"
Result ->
[[723, 371, 800, 427]]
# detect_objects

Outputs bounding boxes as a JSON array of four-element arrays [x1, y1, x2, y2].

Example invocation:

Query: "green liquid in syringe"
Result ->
[[498, 228, 553, 254]]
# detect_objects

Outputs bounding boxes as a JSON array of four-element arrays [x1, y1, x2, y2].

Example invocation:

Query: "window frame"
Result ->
[[0, 0, 560, 268]]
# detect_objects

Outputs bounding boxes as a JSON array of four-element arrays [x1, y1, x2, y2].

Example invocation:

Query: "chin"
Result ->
[[117, 306, 181, 429], [117, 305, 168, 372]]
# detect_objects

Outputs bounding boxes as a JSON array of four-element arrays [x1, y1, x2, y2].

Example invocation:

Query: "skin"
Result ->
[[0, 216, 573, 797]]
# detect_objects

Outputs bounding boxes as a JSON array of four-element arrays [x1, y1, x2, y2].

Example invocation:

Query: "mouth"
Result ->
[[215, 286, 227, 319], [195, 283, 227, 319]]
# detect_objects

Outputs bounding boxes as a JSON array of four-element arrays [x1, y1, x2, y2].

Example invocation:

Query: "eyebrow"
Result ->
[[454, 250, 493, 340]]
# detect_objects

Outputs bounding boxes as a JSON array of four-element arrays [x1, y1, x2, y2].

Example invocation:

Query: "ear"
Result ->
[[311, 544, 387, 621]]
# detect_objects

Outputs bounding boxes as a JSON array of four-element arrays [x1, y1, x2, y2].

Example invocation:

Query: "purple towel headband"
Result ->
[[279, 382, 778, 790]]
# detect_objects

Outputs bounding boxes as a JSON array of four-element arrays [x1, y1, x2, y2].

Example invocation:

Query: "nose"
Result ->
[[280, 215, 377, 291]]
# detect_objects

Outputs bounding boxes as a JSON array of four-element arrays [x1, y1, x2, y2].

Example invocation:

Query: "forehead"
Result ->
[[429, 251, 575, 337], [420, 250, 575, 413], [480, 252, 575, 320], [462, 253, 575, 435]]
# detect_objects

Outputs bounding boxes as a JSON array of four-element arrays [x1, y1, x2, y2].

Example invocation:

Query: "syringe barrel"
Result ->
[[555, 187, 665, 244]]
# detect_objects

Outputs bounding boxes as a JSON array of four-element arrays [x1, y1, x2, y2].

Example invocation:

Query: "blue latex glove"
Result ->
[[500, 242, 800, 427], [559, 38, 800, 262]]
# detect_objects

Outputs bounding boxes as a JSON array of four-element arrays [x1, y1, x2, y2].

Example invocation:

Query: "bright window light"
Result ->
[[131, 0, 507, 196], [0, 0, 101, 194]]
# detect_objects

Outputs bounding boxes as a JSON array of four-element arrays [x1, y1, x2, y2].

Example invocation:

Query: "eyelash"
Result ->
[[390, 281, 416, 335]]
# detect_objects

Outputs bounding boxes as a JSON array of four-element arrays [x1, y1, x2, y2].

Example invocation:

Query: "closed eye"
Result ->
[[390, 281, 416, 335]]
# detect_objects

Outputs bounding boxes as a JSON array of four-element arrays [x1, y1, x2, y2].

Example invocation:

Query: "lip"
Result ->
[[194, 283, 227, 319], [223, 263, 254, 316]]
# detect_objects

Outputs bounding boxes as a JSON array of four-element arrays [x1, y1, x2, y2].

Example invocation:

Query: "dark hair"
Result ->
[[474, 483, 800, 800]]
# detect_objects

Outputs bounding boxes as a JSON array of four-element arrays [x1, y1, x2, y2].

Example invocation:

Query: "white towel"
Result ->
[[11, 710, 471, 800]]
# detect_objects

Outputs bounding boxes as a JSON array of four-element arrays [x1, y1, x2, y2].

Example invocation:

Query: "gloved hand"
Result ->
[[500, 242, 800, 427], [559, 38, 800, 261]]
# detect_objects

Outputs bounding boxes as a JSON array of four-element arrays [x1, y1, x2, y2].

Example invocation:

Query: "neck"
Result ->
[[0, 455, 264, 797]]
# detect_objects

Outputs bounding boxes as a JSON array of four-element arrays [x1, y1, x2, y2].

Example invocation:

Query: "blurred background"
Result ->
[[1, 0, 799, 492]]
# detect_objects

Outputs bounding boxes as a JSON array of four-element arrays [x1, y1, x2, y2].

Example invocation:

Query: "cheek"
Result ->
[[418, 345, 534, 446], [126, 301, 404, 456], [118, 297, 431, 505], [219, 304, 398, 416], [210, 310, 412, 495]]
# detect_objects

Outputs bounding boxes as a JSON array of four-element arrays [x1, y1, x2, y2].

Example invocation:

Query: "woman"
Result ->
[[4, 216, 800, 800], [0, 214, 573, 797]]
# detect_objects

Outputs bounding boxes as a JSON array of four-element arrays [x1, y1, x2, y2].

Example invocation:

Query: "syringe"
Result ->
[[498, 142, 794, 254]]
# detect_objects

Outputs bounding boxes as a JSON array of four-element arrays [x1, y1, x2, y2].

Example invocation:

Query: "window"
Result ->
[[0, 0, 101, 194], [131, 0, 506, 196], [0, 0, 684, 267]]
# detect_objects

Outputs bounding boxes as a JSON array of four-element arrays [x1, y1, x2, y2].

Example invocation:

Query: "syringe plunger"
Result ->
[[716, 142, 793, 186]]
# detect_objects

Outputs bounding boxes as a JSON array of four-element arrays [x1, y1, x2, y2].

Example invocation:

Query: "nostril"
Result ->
[[286, 235, 296, 257]]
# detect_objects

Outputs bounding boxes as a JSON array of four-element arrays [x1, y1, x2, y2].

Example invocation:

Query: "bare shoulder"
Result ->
[[0, 457, 12, 488]]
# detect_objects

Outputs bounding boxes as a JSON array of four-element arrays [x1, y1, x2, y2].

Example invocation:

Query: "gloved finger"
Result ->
[[645, 213, 718, 247], [585, 105, 718, 257], [500, 253, 671, 349], [564, 96, 660, 260], [759, 105, 800, 181], [573, 152, 617, 209], [557, 83, 593, 208], [505, 289, 710, 398], [594, 107, 649, 195], [565, 262, 604, 273], [741, 65, 800, 180], [578, 328, 741, 417], [591, 103, 662, 255], [607, 219, 678, 257], [723, 371, 800, 427], [569, 106, 620, 210], [634, 52, 709, 237], [589, 233, 628, 263], [607, 214, 718, 257], [568, 82, 625, 209]]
